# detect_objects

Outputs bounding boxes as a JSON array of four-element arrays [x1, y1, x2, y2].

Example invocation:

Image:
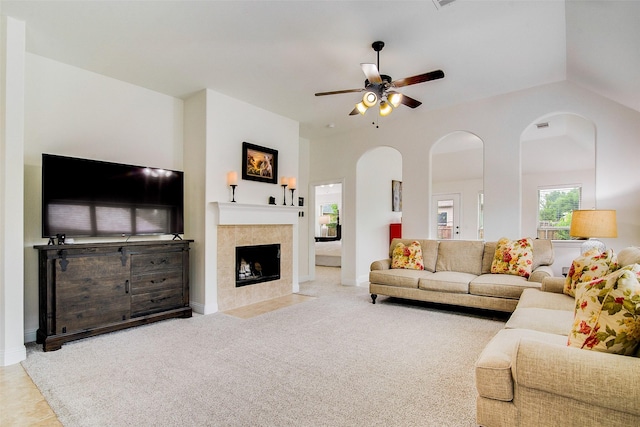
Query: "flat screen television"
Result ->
[[42, 154, 184, 239]]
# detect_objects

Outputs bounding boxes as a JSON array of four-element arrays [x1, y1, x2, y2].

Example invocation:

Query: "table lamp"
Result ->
[[569, 209, 617, 254], [319, 215, 330, 237]]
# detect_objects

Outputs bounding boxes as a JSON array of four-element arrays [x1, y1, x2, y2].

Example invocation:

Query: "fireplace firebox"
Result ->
[[236, 244, 281, 287]]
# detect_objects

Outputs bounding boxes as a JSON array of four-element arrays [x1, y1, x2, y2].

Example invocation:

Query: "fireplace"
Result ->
[[236, 244, 281, 287], [214, 202, 299, 312]]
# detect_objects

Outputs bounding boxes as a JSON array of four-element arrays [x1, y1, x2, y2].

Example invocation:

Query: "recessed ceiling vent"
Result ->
[[433, 0, 457, 9]]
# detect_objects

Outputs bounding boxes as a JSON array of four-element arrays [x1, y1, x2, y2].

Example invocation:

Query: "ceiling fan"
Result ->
[[315, 41, 445, 117]]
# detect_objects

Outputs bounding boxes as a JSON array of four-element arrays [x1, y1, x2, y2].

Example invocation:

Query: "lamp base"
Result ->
[[580, 238, 606, 255]]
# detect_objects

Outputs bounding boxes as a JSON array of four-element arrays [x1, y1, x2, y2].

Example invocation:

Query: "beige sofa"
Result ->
[[475, 247, 640, 427], [369, 239, 554, 313]]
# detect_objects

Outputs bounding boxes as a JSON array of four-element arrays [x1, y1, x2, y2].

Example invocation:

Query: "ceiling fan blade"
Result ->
[[399, 94, 422, 108], [315, 88, 365, 96], [349, 107, 360, 116], [392, 70, 445, 88], [361, 63, 382, 84]]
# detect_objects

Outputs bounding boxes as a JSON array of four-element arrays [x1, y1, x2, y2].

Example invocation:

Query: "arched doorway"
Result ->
[[430, 131, 484, 240]]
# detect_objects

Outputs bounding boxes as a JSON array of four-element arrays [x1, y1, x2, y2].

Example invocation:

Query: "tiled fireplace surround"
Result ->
[[214, 202, 299, 312]]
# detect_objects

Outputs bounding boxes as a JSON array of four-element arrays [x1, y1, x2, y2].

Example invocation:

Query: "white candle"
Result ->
[[288, 177, 296, 189], [227, 171, 238, 186], [280, 176, 288, 186]]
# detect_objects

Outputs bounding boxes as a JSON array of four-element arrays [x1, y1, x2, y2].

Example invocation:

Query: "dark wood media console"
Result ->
[[35, 240, 193, 351]]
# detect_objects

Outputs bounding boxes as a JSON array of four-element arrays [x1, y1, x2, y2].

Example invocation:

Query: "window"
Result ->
[[478, 192, 484, 240], [537, 186, 581, 240], [320, 203, 339, 237]]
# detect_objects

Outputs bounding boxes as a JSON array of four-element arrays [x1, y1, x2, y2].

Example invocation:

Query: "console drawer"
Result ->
[[131, 287, 184, 316], [131, 252, 182, 274], [130, 270, 183, 294]]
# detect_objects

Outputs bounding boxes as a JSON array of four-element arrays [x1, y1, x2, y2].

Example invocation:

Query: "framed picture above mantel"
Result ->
[[242, 142, 278, 184]]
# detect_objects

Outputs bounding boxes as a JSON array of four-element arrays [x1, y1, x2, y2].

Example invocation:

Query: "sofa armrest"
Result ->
[[370, 259, 391, 271], [528, 265, 553, 283], [513, 338, 640, 416], [540, 276, 565, 293]]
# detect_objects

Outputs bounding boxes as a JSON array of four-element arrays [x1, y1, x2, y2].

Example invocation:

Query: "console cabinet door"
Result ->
[[54, 254, 130, 334]]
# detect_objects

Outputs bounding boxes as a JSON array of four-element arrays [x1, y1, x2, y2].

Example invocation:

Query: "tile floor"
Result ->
[[0, 362, 61, 426], [0, 292, 315, 426]]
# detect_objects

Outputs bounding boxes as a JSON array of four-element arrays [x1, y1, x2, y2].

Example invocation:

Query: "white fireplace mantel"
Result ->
[[213, 202, 300, 226]]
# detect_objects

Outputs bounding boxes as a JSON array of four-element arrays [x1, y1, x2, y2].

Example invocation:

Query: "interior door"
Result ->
[[432, 193, 460, 239]]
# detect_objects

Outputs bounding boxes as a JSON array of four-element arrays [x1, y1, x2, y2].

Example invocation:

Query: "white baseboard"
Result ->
[[24, 328, 38, 344], [190, 301, 219, 315], [1, 344, 27, 366]]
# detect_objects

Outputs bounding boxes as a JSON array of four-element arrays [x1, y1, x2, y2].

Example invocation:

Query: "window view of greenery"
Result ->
[[321, 203, 339, 236], [538, 187, 581, 240]]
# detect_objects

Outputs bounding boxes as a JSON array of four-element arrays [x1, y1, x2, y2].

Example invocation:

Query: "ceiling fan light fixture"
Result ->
[[363, 91, 378, 107], [388, 92, 403, 108], [379, 101, 393, 116], [355, 102, 368, 115]]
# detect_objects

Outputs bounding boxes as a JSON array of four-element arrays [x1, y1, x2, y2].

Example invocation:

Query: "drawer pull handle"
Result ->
[[151, 258, 168, 265], [125, 279, 130, 294], [151, 278, 167, 284]]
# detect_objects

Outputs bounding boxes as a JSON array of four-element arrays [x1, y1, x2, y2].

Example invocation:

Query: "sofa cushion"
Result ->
[[470, 274, 539, 299], [391, 241, 425, 270], [418, 271, 475, 294], [516, 288, 575, 311], [568, 264, 640, 355], [481, 241, 497, 274], [564, 248, 617, 297], [505, 307, 574, 335], [617, 246, 640, 267], [491, 237, 534, 278], [531, 239, 555, 269], [435, 240, 484, 275], [369, 268, 428, 289], [475, 328, 568, 402]]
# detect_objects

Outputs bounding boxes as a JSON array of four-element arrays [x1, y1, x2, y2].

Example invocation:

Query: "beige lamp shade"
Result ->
[[319, 215, 330, 225], [569, 210, 618, 238]]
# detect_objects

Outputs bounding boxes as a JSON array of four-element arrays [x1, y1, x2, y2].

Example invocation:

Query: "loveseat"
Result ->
[[369, 238, 555, 313], [475, 246, 640, 426]]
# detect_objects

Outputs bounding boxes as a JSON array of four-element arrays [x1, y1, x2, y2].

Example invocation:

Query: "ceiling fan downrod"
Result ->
[[372, 41, 385, 71]]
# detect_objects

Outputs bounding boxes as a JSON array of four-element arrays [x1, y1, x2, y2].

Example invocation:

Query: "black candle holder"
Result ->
[[290, 188, 295, 206], [230, 185, 237, 202], [281, 184, 288, 205]]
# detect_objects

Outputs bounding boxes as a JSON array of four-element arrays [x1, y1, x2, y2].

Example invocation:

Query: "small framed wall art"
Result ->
[[242, 142, 278, 184], [392, 180, 402, 212]]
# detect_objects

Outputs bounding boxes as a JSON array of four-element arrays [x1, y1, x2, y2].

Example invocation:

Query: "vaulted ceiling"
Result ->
[[2, 1, 638, 140]]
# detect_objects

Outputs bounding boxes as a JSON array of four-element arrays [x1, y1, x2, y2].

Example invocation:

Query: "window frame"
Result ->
[[537, 185, 582, 241]]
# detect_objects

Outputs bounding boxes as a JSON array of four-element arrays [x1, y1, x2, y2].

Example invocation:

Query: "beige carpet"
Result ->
[[22, 267, 506, 426]]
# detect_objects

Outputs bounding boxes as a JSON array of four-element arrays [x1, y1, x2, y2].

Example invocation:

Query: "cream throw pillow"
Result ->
[[391, 241, 425, 270], [568, 264, 640, 355], [564, 248, 617, 297], [490, 237, 533, 279]]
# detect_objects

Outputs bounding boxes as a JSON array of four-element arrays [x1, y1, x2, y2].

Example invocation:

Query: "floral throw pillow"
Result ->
[[568, 264, 640, 355], [391, 241, 425, 270], [564, 248, 617, 297], [490, 237, 533, 278]]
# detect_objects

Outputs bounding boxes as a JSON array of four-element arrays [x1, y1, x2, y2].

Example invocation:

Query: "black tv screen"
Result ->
[[42, 154, 184, 238]]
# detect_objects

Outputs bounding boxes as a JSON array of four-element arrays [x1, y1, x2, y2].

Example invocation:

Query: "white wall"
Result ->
[[184, 89, 300, 314], [309, 81, 640, 286], [22, 54, 184, 343], [355, 147, 402, 284], [1, 15, 27, 366], [297, 137, 310, 282]]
